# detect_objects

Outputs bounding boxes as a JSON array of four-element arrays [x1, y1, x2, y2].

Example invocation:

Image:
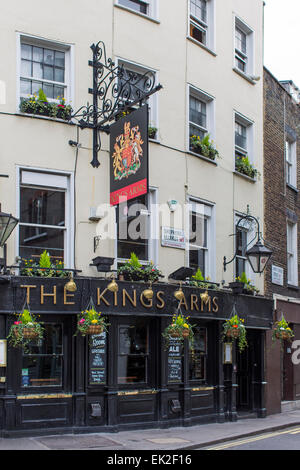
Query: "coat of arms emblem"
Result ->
[[112, 121, 144, 181]]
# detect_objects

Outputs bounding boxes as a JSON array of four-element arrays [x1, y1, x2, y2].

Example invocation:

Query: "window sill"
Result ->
[[233, 170, 256, 183], [232, 67, 257, 85], [287, 284, 299, 291], [286, 183, 299, 193], [114, 4, 160, 24], [187, 36, 217, 57], [149, 137, 160, 144], [16, 111, 74, 125], [187, 150, 218, 165]]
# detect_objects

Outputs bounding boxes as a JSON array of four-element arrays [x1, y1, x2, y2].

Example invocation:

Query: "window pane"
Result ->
[[190, 22, 206, 45], [118, 0, 148, 14], [190, 124, 205, 142], [118, 322, 148, 384], [190, 212, 207, 247], [190, 96, 206, 128], [32, 61, 43, 79], [189, 326, 207, 381], [21, 59, 32, 77], [44, 65, 54, 81], [54, 67, 65, 83], [189, 248, 205, 274], [44, 48, 54, 65], [118, 356, 147, 384], [22, 356, 62, 387], [190, 0, 207, 22], [25, 324, 63, 355], [43, 83, 54, 99], [32, 81, 43, 95], [54, 86, 65, 99], [20, 79, 32, 95], [54, 51, 65, 67], [20, 187, 65, 226], [21, 44, 32, 60], [19, 226, 64, 261], [32, 46, 43, 63]]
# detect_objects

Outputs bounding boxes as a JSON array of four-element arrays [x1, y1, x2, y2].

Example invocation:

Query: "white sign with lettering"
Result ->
[[161, 227, 185, 249], [272, 265, 284, 286]]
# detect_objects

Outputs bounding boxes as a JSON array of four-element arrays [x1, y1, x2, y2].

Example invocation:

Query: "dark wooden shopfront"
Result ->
[[0, 276, 273, 437]]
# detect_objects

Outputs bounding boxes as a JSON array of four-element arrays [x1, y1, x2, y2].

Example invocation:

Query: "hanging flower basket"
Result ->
[[7, 308, 44, 351], [76, 299, 109, 337], [222, 313, 247, 352], [272, 316, 294, 344], [162, 313, 194, 346]]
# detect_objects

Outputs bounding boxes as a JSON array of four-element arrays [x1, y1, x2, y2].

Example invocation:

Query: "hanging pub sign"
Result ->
[[110, 105, 149, 206]]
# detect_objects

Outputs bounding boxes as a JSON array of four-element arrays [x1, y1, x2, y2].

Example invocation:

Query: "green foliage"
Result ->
[[19, 88, 72, 121], [272, 315, 294, 344], [7, 309, 44, 352], [235, 155, 260, 179], [21, 252, 70, 278], [39, 250, 52, 269], [222, 314, 248, 353], [189, 268, 216, 289], [235, 272, 259, 294], [190, 134, 220, 160], [162, 313, 194, 347], [76, 308, 109, 336], [117, 253, 163, 282], [148, 126, 157, 139]]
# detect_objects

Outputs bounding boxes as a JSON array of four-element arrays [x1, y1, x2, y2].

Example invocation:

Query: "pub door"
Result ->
[[236, 330, 256, 413]]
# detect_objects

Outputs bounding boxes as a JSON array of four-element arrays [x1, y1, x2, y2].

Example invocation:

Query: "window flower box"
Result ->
[[20, 89, 72, 122], [190, 134, 219, 161], [235, 155, 259, 179]]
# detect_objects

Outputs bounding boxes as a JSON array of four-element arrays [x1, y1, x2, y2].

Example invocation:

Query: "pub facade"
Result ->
[[0, 277, 272, 436], [0, 0, 270, 436]]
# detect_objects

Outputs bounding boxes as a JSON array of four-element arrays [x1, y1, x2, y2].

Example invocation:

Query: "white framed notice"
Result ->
[[223, 343, 233, 364], [0, 340, 7, 367], [272, 265, 284, 286]]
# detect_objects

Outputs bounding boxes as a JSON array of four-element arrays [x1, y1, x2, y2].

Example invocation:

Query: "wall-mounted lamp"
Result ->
[[0, 208, 19, 273], [223, 214, 272, 274], [65, 272, 77, 292]]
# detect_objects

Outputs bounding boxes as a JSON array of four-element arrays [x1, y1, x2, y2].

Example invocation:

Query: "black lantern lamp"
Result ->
[[223, 214, 272, 275], [0, 210, 19, 272]]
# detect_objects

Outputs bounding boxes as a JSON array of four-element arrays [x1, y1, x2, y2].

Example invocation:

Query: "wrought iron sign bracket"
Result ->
[[71, 40, 162, 168]]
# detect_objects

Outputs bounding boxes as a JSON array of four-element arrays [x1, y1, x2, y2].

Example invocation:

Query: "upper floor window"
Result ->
[[189, 86, 214, 151], [287, 221, 298, 286], [188, 199, 215, 279], [117, 0, 157, 18], [285, 138, 297, 188], [18, 34, 73, 105], [234, 17, 254, 78], [117, 59, 158, 138], [18, 169, 73, 267], [189, 0, 215, 51], [234, 112, 256, 178]]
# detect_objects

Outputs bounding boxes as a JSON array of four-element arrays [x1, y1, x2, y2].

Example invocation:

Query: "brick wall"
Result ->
[[264, 67, 300, 299]]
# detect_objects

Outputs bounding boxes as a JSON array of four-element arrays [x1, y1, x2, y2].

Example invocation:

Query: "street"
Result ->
[[203, 426, 300, 450]]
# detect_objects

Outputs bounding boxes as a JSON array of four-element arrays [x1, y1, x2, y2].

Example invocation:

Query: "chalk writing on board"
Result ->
[[89, 332, 107, 385]]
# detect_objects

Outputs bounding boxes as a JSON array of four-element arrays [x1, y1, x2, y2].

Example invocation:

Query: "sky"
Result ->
[[264, 0, 300, 87]]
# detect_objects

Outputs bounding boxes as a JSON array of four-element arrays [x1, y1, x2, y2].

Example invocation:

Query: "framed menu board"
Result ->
[[167, 339, 182, 383], [89, 332, 107, 385]]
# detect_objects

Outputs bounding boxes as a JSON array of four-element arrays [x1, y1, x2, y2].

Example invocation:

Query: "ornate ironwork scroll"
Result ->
[[71, 41, 162, 168]]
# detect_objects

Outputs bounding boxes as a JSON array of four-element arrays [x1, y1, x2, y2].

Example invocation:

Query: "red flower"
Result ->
[[233, 324, 238, 328]]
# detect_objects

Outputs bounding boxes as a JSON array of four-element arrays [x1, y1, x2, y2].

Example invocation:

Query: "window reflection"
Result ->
[[118, 322, 149, 384], [189, 326, 207, 381], [21, 323, 63, 388]]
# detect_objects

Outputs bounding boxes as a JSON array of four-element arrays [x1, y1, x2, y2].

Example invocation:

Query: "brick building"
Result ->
[[264, 66, 300, 414]]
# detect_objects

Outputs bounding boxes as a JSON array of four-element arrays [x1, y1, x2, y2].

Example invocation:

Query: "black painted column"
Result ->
[[215, 321, 225, 423]]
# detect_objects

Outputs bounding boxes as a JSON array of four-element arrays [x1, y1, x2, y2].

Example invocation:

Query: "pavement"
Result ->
[[1, 408, 300, 450]]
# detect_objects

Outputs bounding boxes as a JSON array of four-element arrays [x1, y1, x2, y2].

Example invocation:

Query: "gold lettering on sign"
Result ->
[[64, 286, 75, 305], [190, 294, 199, 311], [212, 297, 219, 312], [201, 295, 211, 312], [179, 294, 188, 310], [40, 285, 57, 305], [156, 291, 165, 309], [114, 290, 118, 306], [20, 285, 37, 304], [140, 292, 152, 308], [122, 289, 137, 307], [97, 288, 110, 306]]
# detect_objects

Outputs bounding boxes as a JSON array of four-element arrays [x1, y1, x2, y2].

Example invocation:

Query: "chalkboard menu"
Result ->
[[167, 339, 182, 383], [89, 332, 107, 385]]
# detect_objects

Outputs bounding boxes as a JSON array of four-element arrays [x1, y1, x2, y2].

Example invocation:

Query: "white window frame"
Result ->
[[116, 0, 158, 20], [188, 0, 215, 52], [287, 221, 298, 286], [17, 33, 74, 110], [188, 85, 215, 151], [186, 197, 216, 281], [285, 138, 297, 188], [234, 213, 256, 283], [234, 111, 254, 167], [234, 16, 254, 78], [116, 58, 159, 138], [16, 166, 74, 269], [114, 188, 158, 267]]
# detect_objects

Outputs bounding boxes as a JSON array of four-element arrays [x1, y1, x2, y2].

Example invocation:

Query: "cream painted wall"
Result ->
[[0, 0, 265, 291]]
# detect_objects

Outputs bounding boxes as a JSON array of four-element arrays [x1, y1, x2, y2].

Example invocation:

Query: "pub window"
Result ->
[[116, 189, 157, 265], [117, 320, 149, 384], [234, 17, 254, 78], [21, 323, 63, 388], [189, 326, 207, 381], [188, 199, 214, 279], [18, 169, 73, 266]]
